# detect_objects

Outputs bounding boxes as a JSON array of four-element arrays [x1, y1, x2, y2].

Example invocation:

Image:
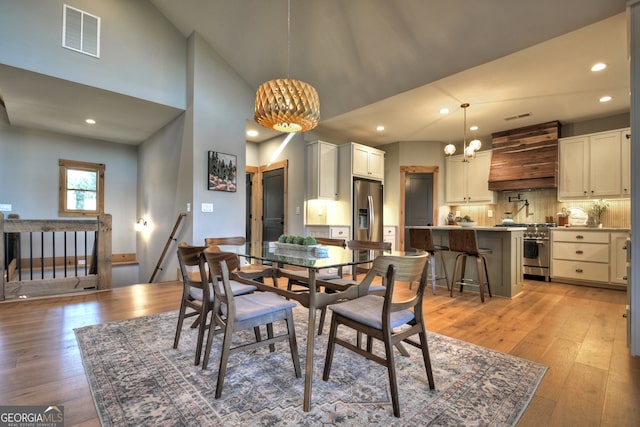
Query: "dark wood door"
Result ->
[[262, 168, 285, 242], [404, 172, 434, 250], [245, 172, 253, 243]]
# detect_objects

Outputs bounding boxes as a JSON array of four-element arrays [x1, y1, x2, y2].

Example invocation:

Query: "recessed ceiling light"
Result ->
[[599, 95, 612, 103], [439, 108, 449, 115], [376, 125, 385, 131], [591, 63, 607, 72], [246, 130, 259, 137], [85, 118, 96, 125], [470, 125, 479, 131]]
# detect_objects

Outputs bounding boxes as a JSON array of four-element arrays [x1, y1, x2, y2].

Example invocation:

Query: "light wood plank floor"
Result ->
[[0, 279, 638, 426]]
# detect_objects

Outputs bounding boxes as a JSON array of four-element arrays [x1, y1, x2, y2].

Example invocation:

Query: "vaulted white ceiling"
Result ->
[[0, 0, 629, 146]]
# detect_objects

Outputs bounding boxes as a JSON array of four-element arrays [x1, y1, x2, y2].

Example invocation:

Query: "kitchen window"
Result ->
[[58, 159, 105, 216]]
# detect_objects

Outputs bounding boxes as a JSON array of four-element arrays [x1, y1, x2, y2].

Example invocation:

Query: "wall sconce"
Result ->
[[134, 217, 147, 232]]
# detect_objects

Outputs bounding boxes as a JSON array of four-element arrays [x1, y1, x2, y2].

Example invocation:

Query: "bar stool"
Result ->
[[408, 228, 450, 294], [448, 229, 492, 303]]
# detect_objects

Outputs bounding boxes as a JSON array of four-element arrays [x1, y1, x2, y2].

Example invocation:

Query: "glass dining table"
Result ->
[[239, 241, 421, 412]]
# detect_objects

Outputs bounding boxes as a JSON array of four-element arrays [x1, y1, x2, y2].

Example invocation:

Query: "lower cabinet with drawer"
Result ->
[[305, 225, 350, 240], [550, 229, 628, 288]]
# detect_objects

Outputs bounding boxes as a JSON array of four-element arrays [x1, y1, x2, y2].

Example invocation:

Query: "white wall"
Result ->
[[0, 0, 186, 109], [134, 32, 256, 282], [381, 140, 449, 226], [0, 108, 139, 286]]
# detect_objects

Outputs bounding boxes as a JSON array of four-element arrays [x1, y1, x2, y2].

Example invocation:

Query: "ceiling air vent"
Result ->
[[62, 4, 100, 58], [504, 112, 532, 121]]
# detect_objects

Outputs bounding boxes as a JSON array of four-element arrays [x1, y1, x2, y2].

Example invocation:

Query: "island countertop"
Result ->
[[409, 225, 526, 231], [408, 226, 524, 298]]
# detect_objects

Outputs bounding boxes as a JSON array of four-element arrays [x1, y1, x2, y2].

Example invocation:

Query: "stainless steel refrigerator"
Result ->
[[353, 178, 383, 242]]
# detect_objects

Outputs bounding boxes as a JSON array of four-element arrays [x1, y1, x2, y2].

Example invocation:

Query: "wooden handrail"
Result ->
[[149, 212, 187, 283]]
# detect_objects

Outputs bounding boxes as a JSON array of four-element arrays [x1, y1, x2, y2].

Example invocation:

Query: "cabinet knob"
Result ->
[[575, 268, 584, 273], [576, 250, 584, 254], [576, 235, 584, 239]]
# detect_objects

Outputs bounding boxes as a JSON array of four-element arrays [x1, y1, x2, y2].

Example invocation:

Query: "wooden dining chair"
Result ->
[[200, 251, 302, 398], [204, 236, 278, 285], [174, 245, 257, 366], [322, 239, 392, 290], [314, 239, 392, 335], [278, 237, 347, 292], [322, 253, 434, 418]]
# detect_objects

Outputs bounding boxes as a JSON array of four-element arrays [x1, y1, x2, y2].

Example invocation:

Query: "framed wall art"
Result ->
[[208, 151, 237, 192]]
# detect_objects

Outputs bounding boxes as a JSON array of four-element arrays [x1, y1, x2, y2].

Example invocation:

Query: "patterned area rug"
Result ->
[[75, 307, 547, 426]]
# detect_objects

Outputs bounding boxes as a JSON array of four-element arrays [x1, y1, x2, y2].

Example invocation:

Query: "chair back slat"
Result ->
[[177, 245, 206, 289], [201, 250, 240, 277], [204, 236, 246, 247], [448, 229, 480, 255], [347, 240, 392, 251], [409, 228, 435, 252], [315, 237, 347, 248], [372, 254, 428, 283]]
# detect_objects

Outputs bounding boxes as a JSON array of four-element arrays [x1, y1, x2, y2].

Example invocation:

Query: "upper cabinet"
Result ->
[[351, 142, 385, 180], [621, 128, 631, 197], [306, 140, 338, 199], [558, 128, 630, 200], [445, 150, 495, 204]]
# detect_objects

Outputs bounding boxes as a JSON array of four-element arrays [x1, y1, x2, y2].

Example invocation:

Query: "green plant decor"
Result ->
[[591, 199, 609, 223]]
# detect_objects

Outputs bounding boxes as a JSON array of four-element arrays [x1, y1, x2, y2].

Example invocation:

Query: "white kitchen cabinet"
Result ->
[[306, 141, 338, 199], [383, 226, 396, 250], [551, 229, 609, 284], [610, 231, 630, 285], [351, 142, 385, 180], [445, 150, 495, 204], [305, 225, 350, 240], [621, 128, 631, 197], [305, 225, 330, 238], [551, 229, 629, 289], [558, 128, 629, 200], [330, 226, 350, 239]]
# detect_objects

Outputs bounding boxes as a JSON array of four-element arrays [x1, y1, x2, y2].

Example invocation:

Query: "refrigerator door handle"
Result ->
[[367, 195, 374, 241]]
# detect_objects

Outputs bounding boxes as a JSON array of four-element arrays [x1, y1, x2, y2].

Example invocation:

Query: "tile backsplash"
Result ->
[[450, 189, 630, 228]]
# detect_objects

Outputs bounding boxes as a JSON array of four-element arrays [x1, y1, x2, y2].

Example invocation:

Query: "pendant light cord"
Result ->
[[287, 0, 291, 78]]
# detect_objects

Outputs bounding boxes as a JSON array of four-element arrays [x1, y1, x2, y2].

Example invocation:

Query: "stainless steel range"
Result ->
[[522, 223, 555, 281]]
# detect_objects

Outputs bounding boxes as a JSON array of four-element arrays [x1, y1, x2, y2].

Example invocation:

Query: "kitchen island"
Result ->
[[410, 226, 525, 298]]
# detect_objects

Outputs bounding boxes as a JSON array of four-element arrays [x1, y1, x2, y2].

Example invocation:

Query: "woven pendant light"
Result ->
[[254, 0, 320, 133], [254, 78, 320, 132]]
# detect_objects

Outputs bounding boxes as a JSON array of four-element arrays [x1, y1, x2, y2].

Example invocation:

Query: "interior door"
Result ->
[[404, 172, 434, 250], [245, 171, 253, 243], [262, 167, 285, 242]]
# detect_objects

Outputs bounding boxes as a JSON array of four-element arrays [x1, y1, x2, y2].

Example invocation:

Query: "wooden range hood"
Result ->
[[488, 121, 559, 191]]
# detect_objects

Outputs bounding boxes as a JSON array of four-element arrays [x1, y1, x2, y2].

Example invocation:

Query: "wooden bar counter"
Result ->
[[409, 226, 525, 298]]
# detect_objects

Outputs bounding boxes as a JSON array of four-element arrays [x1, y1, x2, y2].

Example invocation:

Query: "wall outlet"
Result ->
[[186, 202, 191, 212], [0, 203, 11, 212], [201, 203, 213, 212], [455, 210, 461, 218], [488, 210, 494, 218], [295, 206, 301, 215]]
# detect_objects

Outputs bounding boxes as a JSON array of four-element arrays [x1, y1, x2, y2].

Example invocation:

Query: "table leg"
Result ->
[[303, 268, 316, 412]]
